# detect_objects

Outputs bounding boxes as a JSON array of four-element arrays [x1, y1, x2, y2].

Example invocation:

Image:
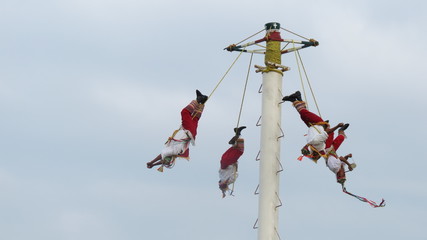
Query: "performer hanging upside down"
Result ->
[[146, 90, 208, 171], [282, 91, 344, 162], [326, 125, 385, 207], [218, 126, 246, 198], [283, 92, 384, 206], [324, 123, 354, 184]]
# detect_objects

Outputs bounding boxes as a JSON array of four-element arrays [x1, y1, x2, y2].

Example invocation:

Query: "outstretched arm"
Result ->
[[326, 123, 344, 133], [147, 154, 162, 169], [339, 153, 353, 171]]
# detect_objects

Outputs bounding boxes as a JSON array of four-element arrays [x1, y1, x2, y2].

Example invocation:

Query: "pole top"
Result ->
[[265, 22, 280, 31]]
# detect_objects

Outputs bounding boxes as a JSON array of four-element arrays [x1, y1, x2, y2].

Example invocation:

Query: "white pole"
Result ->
[[258, 22, 283, 240]]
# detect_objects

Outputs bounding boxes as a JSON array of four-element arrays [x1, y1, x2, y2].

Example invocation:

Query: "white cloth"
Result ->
[[306, 125, 328, 152], [218, 164, 238, 185], [160, 129, 192, 160], [326, 155, 344, 174]]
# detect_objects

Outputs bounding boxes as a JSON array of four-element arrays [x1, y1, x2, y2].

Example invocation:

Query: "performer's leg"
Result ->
[[332, 134, 345, 151], [333, 124, 349, 151], [181, 100, 204, 138], [291, 100, 324, 126], [325, 132, 335, 149], [297, 108, 324, 127], [181, 108, 198, 138]]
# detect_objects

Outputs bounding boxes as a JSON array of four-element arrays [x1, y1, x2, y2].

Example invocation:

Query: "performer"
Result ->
[[282, 91, 343, 162], [147, 90, 208, 171], [324, 124, 354, 184], [218, 126, 246, 198]]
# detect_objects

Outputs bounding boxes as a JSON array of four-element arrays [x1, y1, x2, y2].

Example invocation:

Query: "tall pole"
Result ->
[[224, 22, 318, 239], [258, 22, 284, 240]]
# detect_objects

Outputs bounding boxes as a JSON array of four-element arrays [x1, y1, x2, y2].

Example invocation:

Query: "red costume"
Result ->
[[220, 139, 244, 169], [147, 90, 207, 171], [293, 101, 329, 159], [176, 100, 204, 158], [218, 138, 245, 198], [293, 101, 328, 127], [325, 132, 345, 153]]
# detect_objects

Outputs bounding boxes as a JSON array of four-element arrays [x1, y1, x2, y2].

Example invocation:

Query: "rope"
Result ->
[[297, 50, 322, 117], [207, 50, 244, 101], [292, 41, 322, 118], [228, 53, 253, 195], [342, 185, 386, 208], [281, 42, 290, 52], [235, 29, 265, 46], [236, 53, 253, 128], [229, 164, 238, 196], [280, 27, 310, 41], [293, 41, 309, 108]]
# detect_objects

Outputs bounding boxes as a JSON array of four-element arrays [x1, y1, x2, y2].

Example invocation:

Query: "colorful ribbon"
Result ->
[[342, 186, 386, 208]]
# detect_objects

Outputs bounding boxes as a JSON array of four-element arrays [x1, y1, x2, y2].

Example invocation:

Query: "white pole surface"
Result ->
[[258, 70, 282, 240]]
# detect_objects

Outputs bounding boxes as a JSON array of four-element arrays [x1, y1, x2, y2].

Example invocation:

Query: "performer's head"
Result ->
[[301, 145, 321, 162], [311, 151, 321, 161], [336, 166, 346, 184], [218, 180, 229, 198]]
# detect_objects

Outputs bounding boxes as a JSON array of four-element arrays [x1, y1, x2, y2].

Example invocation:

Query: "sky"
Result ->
[[0, 0, 426, 239]]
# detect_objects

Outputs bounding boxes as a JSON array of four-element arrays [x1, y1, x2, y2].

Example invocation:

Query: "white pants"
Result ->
[[161, 129, 191, 159], [219, 165, 238, 185]]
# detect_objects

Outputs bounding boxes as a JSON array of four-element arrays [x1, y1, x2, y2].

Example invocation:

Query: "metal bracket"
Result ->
[[256, 116, 262, 126], [253, 218, 259, 229], [275, 192, 283, 210], [276, 156, 283, 174], [275, 227, 282, 240], [277, 124, 284, 140], [254, 184, 260, 195]]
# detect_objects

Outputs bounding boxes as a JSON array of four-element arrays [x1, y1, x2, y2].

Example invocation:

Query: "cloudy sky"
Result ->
[[0, 0, 426, 239]]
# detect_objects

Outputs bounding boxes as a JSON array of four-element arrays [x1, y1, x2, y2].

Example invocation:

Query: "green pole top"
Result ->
[[265, 22, 280, 30]]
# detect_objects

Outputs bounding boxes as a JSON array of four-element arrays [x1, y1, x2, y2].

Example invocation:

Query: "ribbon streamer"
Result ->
[[342, 186, 386, 208]]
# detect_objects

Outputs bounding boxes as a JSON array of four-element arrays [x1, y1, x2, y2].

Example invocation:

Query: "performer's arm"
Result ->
[[339, 154, 353, 171], [326, 123, 344, 133]]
